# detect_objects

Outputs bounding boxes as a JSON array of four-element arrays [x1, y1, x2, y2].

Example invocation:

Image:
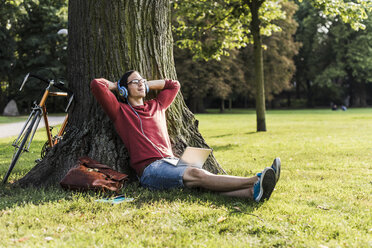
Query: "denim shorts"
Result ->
[[140, 159, 188, 190]]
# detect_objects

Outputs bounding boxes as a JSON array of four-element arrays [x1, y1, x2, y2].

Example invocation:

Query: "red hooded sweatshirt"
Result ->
[[90, 78, 180, 176]]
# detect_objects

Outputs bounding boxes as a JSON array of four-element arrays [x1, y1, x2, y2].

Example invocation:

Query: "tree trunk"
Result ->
[[189, 97, 197, 113], [220, 99, 225, 113], [197, 98, 206, 113], [228, 98, 232, 110], [352, 82, 367, 107], [17, 0, 225, 187], [306, 79, 313, 107], [248, 0, 266, 131], [189, 96, 205, 113], [295, 80, 301, 99], [0, 88, 6, 112]]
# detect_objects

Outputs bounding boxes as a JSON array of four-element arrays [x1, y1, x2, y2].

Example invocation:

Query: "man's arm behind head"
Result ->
[[155, 79, 180, 109], [90, 78, 121, 122]]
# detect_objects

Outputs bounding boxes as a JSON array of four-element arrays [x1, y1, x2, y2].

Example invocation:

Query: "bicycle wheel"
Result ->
[[2, 109, 41, 184]]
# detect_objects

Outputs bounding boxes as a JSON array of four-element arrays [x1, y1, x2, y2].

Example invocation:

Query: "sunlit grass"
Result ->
[[0, 108, 371, 247], [0, 116, 28, 124], [0, 114, 66, 125]]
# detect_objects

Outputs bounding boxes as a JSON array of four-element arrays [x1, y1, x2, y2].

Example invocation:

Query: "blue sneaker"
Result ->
[[253, 167, 276, 202], [256, 158, 281, 183]]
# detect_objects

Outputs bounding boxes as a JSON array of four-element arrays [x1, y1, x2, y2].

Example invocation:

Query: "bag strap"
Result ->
[[78, 156, 112, 169], [78, 156, 128, 181]]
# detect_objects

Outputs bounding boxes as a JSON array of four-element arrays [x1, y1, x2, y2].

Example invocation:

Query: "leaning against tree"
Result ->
[[90, 70, 281, 202]]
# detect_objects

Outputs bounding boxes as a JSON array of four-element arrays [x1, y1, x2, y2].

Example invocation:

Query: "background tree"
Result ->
[[17, 0, 224, 187], [174, 0, 370, 131], [0, 0, 68, 113], [173, 1, 298, 112], [312, 13, 372, 106], [262, 1, 300, 107], [294, 1, 372, 107], [293, 1, 322, 107], [174, 47, 244, 113], [0, 0, 20, 111], [240, 1, 300, 108], [173, 47, 213, 113], [174, 0, 284, 131]]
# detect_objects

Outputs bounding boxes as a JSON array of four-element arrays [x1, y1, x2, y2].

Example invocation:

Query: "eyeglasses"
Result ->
[[128, 78, 147, 86]]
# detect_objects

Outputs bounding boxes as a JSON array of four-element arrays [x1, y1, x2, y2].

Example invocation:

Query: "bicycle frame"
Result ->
[[12, 107, 42, 152], [12, 75, 73, 152], [3, 73, 73, 184], [41, 90, 69, 148]]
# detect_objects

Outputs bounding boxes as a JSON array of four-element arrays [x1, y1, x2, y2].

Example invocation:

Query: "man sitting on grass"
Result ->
[[91, 70, 281, 202]]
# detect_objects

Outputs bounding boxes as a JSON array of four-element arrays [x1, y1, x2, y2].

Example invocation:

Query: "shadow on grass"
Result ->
[[245, 131, 256, 135], [209, 132, 256, 139], [125, 184, 264, 219], [212, 144, 239, 152], [0, 181, 264, 218], [0, 184, 75, 210], [209, 133, 233, 138]]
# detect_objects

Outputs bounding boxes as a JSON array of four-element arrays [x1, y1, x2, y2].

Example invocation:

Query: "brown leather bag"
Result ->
[[60, 157, 128, 192]]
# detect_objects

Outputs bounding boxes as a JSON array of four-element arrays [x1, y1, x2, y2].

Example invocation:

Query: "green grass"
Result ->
[[1, 108, 371, 247], [0, 113, 65, 124], [0, 116, 28, 124]]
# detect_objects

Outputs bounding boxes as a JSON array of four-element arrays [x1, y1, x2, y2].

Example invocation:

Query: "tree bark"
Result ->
[[352, 82, 367, 107], [189, 96, 205, 113], [248, 0, 266, 131], [17, 0, 225, 187], [220, 99, 225, 113], [306, 79, 313, 107]]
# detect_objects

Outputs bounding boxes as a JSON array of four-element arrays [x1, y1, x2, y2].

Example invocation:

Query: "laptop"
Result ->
[[162, 147, 212, 168]]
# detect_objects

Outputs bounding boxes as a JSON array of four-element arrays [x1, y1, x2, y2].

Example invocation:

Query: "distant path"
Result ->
[[0, 116, 65, 138]]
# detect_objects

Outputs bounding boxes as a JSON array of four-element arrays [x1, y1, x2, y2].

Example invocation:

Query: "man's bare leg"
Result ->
[[183, 167, 258, 192]]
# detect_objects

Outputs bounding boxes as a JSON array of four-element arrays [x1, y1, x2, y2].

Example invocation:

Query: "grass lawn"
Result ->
[[0, 114, 65, 124], [0, 108, 371, 247], [0, 116, 28, 124]]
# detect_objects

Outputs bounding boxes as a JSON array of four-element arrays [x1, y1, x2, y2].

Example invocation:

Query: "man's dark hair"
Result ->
[[118, 70, 136, 89]]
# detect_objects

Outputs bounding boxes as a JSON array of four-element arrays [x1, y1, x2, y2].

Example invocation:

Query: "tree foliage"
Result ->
[[307, 0, 371, 30], [241, 1, 300, 102], [174, 1, 300, 111], [0, 0, 68, 112], [294, 1, 372, 107], [174, 0, 370, 61], [174, 47, 245, 112], [174, 0, 370, 130], [173, 0, 284, 61]]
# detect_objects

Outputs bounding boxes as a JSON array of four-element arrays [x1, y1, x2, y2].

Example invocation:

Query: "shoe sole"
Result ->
[[255, 167, 276, 202], [261, 168, 276, 201], [272, 158, 281, 182]]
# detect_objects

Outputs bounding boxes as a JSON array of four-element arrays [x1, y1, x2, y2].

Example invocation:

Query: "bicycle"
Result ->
[[2, 73, 73, 184]]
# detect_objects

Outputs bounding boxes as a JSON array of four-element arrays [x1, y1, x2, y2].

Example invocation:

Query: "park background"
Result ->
[[1, 0, 371, 114], [0, 0, 371, 247]]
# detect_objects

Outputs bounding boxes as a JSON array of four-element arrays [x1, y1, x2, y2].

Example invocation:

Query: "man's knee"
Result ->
[[183, 167, 207, 188]]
